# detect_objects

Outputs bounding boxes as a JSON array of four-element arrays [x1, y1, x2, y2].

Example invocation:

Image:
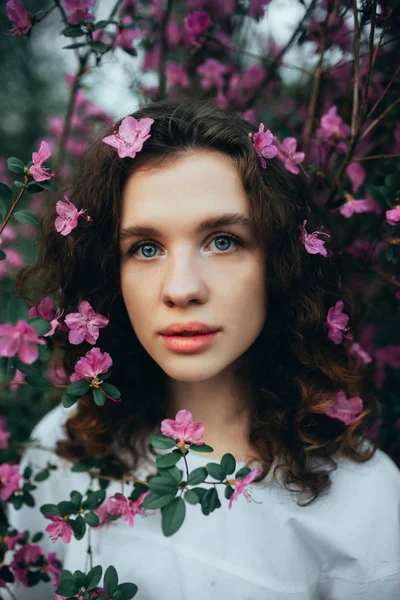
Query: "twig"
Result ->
[[355, 153, 400, 161], [4, 585, 18, 600], [360, 97, 400, 141], [351, 0, 361, 140], [108, 0, 123, 20], [366, 65, 400, 120], [321, 35, 398, 75], [154, 0, 174, 101], [87, 527, 93, 571], [0, 177, 28, 236]]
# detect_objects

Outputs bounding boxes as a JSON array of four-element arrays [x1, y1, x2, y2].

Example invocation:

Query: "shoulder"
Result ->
[[29, 402, 76, 449]]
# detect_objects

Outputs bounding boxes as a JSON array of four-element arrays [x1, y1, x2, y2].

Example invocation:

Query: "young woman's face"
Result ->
[[119, 149, 267, 383]]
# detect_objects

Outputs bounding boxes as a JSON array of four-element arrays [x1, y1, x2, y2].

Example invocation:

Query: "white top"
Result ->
[[5, 403, 400, 600]]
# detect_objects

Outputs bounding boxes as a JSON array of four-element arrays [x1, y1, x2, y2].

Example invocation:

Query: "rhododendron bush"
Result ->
[[0, 0, 399, 596]]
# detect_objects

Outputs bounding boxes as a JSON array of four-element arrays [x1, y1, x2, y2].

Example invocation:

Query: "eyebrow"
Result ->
[[119, 212, 253, 241]]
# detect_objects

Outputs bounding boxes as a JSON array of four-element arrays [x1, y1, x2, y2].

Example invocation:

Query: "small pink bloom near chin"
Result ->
[[228, 468, 263, 509], [324, 390, 363, 425], [161, 409, 205, 447], [70, 347, 113, 382]]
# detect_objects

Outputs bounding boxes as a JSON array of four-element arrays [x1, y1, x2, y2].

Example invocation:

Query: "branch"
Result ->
[[355, 153, 400, 161], [360, 97, 400, 141], [0, 177, 28, 236], [366, 65, 400, 120], [108, 0, 123, 20], [154, 0, 174, 101], [351, 0, 361, 140]]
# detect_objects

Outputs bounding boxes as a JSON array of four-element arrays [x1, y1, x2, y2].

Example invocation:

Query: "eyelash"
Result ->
[[127, 232, 245, 259]]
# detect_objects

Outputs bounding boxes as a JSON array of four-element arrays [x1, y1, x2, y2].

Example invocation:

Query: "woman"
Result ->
[[7, 98, 400, 599]]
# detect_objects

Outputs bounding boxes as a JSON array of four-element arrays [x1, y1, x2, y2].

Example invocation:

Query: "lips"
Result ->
[[160, 322, 221, 336]]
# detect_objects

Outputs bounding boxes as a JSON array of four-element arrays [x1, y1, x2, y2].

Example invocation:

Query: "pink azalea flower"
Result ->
[[339, 193, 382, 218], [6, 0, 32, 35], [10, 544, 44, 586], [197, 58, 228, 89], [315, 106, 351, 141], [0, 320, 46, 364], [165, 63, 190, 88], [350, 342, 372, 364], [29, 141, 55, 182], [0, 423, 11, 449], [63, 0, 95, 25], [386, 205, 400, 226], [55, 195, 87, 236], [45, 515, 73, 543], [275, 136, 305, 175], [166, 20, 181, 46], [45, 552, 63, 586], [143, 44, 161, 71], [241, 63, 266, 90], [0, 224, 17, 244], [113, 16, 142, 49], [102, 116, 154, 159], [326, 300, 351, 344], [0, 463, 21, 501], [64, 300, 109, 345], [161, 409, 205, 447], [228, 468, 263, 509], [346, 161, 366, 193], [248, 0, 272, 18], [70, 347, 113, 382], [184, 10, 212, 47], [299, 219, 330, 257], [324, 389, 363, 425], [252, 123, 278, 169], [5, 531, 25, 550], [47, 363, 68, 386], [28, 296, 65, 338], [102, 491, 150, 527]]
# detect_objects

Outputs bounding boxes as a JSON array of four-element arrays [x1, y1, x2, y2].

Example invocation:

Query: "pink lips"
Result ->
[[160, 332, 219, 353]]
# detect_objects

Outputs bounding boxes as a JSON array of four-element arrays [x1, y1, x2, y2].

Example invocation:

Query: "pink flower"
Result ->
[[324, 389, 363, 425], [63, 0, 95, 25], [350, 342, 372, 364], [0, 463, 20, 501], [275, 137, 305, 175], [346, 161, 366, 193], [5, 531, 25, 550], [197, 58, 228, 89], [299, 219, 330, 257], [102, 116, 154, 159], [29, 141, 55, 182], [70, 347, 113, 382], [47, 364, 68, 386], [339, 193, 382, 218], [28, 296, 55, 321], [161, 409, 205, 447], [316, 106, 351, 141], [0, 320, 46, 364], [248, 0, 272, 18], [326, 300, 351, 344], [113, 16, 142, 49], [7, 368, 25, 392], [55, 195, 87, 236], [10, 544, 44, 586], [45, 552, 63, 586], [6, 0, 32, 35], [228, 468, 263, 509], [45, 516, 73, 543], [166, 20, 181, 46], [0, 423, 11, 449], [165, 63, 190, 88], [184, 10, 212, 47], [102, 491, 150, 527], [64, 300, 109, 345], [252, 123, 278, 168], [386, 205, 400, 226]]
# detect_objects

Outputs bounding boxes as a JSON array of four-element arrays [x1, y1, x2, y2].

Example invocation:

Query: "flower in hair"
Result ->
[[70, 347, 112, 382], [161, 409, 205, 447], [273, 136, 305, 175], [55, 195, 91, 236], [102, 115, 155, 159], [250, 123, 278, 169], [324, 389, 363, 426], [64, 300, 109, 345], [299, 219, 330, 257], [326, 300, 352, 344]]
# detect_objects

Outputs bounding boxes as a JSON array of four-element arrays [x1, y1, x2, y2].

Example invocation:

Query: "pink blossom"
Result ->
[[241, 63, 266, 90], [64, 300, 109, 345], [374, 345, 400, 389], [339, 193, 382, 218], [5, 531, 25, 550], [0, 224, 17, 244], [299, 219, 330, 257], [6, 0, 32, 35], [275, 137, 305, 175], [324, 389, 363, 426], [63, 0, 95, 25], [45, 552, 63, 586], [55, 195, 87, 236], [47, 364, 68, 386], [8, 368, 25, 392], [45, 516, 73, 543], [165, 63, 190, 88], [29, 141, 55, 182], [184, 10, 212, 48], [102, 116, 154, 159], [10, 544, 44, 586], [346, 161, 366, 193], [0, 320, 46, 364], [166, 20, 181, 46], [252, 123, 278, 168], [0, 463, 21, 501], [113, 16, 142, 49], [386, 205, 400, 226], [70, 347, 113, 382], [228, 468, 263, 509], [316, 106, 351, 141], [197, 58, 228, 89], [28, 296, 55, 321], [350, 342, 372, 364], [102, 491, 150, 527], [0, 420, 11, 449], [143, 43, 161, 70], [248, 0, 272, 18], [161, 409, 205, 446], [326, 300, 351, 344]]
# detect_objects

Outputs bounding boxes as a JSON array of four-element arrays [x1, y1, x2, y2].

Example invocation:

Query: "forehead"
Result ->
[[120, 149, 250, 228]]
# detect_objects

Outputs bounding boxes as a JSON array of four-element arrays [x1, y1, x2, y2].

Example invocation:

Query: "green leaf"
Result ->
[[15, 358, 42, 377], [158, 465, 182, 483], [7, 295, 29, 324], [184, 490, 199, 505], [84, 511, 100, 527], [0, 182, 12, 199], [122, 47, 137, 57], [28, 317, 51, 336], [200, 487, 221, 515], [38, 343, 50, 362], [220, 453, 236, 476], [62, 42, 88, 50], [70, 515, 86, 540], [85, 565, 102, 591], [25, 375, 49, 388], [81, 489, 106, 511], [56, 580, 80, 597], [34, 469, 50, 482], [23, 465, 33, 479], [31, 532, 43, 543], [104, 565, 119, 596], [116, 582, 138, 600], [0, 196, 11, 220], [23, 491, 35, 507], [62, 26, 85, 37], [0, 249, 5, 260], [89, 41, 109, 53], [73, 570, 85, 589], [224, 485, 234, 500], [187, 466, 207, 486], [161, 497, 186, 536], [155, 452, 182, 469], [37, 178, 56, 191], [70, 491, 82, 507], [70, 462, 90, 472], [7, 157, 25, 173], [101, 382, 121, 400], [40, 503, 61, 517], [92, 388, 106, 406], [93, 19, 116, 29], [142, 491, 177, 509], [62, 392, 78, 408], [12, 210, 39, 227], [148, 433, 175, 449], [188, 443, 213, 452], [58, 501, 78, 516], [26, 182, 45, 194], [147, 475, 178, 494], [67, 380, 90, 396], [13, 181, 26, 189], [0, 357, 16, 384], [235, 467, 251, 479], [205, 462, 225, 481]]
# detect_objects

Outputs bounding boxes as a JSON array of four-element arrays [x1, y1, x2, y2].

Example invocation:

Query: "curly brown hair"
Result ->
[[16, 97, 379, 506]]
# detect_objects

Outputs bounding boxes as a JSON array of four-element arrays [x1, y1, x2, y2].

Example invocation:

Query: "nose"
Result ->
[[161, 252, 208, 307]]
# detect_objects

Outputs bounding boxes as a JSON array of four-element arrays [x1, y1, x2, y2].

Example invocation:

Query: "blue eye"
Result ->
[[127, 232, 244, 259]]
